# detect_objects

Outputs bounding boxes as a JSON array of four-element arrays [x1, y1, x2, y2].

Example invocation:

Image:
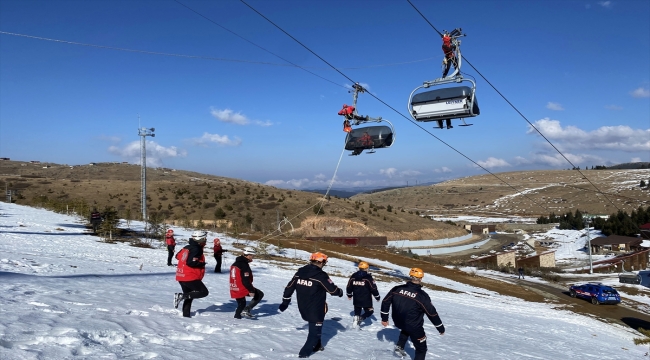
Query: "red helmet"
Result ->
[[213, 238, 220, 245], [442, 35, 451, 44], [166, 229, 174, 235]]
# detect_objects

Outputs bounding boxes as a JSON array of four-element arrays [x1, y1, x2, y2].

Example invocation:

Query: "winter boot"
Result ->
[[173, 293, 184, 309], [241, 308, 256, 318], [394, 345, 407, 357], [351, 315, 360, 329]]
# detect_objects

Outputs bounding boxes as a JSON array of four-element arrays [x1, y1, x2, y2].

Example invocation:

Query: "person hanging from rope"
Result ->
[[441, 33, 458, 78], [338, 104, 369, 133]]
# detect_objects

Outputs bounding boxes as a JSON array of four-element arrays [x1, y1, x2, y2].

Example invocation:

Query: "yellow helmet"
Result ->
[[409, 267, 424, 279], [310, 252, 328, 263], [358, 261, 369, 270]]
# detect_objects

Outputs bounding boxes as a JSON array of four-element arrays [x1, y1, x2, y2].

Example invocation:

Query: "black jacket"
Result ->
[[346, 270, 380, 307], [184, 239, 206, 269], [232, 255, 255, 293], [281, 263, 343, 323], [380, 281, 445, 334]]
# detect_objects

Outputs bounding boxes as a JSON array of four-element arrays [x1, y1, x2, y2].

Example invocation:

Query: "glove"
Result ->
[[279, 301, 290, 312], [375, 296, 381, 301]]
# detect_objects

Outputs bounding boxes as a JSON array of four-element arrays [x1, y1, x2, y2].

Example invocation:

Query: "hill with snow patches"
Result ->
[[0, 203, 647, 359]]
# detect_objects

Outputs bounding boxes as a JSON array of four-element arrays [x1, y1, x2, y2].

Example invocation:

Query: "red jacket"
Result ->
[[230, 255, 254, 298], [338, 104, 355, 118], [175, 247, 205, 282], [166, 235, 176, 246], [442, 41, 455, 59]]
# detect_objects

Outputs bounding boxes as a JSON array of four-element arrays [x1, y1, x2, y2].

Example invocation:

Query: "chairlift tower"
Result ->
[[138, 126, 155, 222]]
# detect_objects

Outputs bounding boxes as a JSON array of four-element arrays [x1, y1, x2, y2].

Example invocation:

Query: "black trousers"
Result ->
[[235, 288, 264, 316], [442, 57, 458, 77], [298, 322, 323, 357], [213, 253, 222, 273], [397, 328, 428, 360], [353, 306, 374, 319], [179, 280, 209, 318], [167, 245, 175, 266]]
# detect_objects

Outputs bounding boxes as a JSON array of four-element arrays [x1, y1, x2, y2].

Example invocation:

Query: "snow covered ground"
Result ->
[[0, 203, 648, 359]]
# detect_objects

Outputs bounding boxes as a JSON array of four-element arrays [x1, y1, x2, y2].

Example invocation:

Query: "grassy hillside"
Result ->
[[353, 169, 650, 218], [0, 160, 463, 240]]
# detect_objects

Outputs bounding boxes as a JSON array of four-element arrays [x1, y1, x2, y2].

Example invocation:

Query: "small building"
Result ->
[[464, 224, 496, 235], [467, 251, 516, 268], [516, 250, 556, 269], [589, 235, 642, 254], [585, 248, 650, 273], [29, 160, 40, 164], [88, 162, 96, 166], [640, 223, 650, 239], [0, 157, 9, 161]]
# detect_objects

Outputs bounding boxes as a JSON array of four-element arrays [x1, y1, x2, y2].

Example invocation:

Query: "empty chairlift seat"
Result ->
[[410, 86, 480, 122]]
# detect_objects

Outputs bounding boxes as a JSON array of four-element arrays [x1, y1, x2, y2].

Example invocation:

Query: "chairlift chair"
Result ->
[[407, 28, 480, 129]]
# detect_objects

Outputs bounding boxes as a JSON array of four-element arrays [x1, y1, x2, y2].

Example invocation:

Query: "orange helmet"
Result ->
[[409, 268, 424, 279], [310, 252, 328, 263], [358, 261, 369, 270]]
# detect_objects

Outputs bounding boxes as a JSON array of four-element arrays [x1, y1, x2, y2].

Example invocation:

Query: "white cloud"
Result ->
[[631, 157, 642, 163], [546, 102, 564, 111], [630, 87, 650, 98], [604, 104, 623, 110], [433, 167, 452, 173], [264, 178, 310, 188], [356, 172, 366, 176], [476, 157, 511, 169], [379, 168, 397, 178], [598, 1, 612, 8], [210, 108, 249, 125], [190, 133, 242, 147], [313, 174, 326, 180], [108, 140, 186, 167], [513, 156, 532, 165], [255, 120, 273, 127], [525, 152, 602, 167], [528, 118, 650, 151]]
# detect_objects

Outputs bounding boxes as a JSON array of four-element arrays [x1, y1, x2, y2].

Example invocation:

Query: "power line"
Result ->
[[238, 0, 553, 215], [405, 0, 623, 214]]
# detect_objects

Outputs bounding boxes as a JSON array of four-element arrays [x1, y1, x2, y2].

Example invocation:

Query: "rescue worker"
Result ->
[[381, 268, 445, 360], [278, 252, 343, 358], [230, 247, 264, 319], [90, 208, 102, 234], [346, 261, 381, 328], [213, 238, 228, 273], [173, 230, 209, 318], [518, 267, 525, 279], [441, 34, 458, 78], [165, 229, 176, 267]]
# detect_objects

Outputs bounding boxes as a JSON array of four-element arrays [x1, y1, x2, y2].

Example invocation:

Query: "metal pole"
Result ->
[[585, 216, 593, 274], [138, 124, 155, 225]]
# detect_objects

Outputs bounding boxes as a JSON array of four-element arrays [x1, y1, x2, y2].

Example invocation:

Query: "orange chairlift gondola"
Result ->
[[338, 83, 395, 156], [407, 28, 480, 130]]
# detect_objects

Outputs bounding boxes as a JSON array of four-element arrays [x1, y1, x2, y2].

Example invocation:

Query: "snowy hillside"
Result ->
[[0, 203, 646, 359]]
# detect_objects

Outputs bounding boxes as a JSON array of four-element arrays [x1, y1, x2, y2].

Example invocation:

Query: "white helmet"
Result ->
[[191, 230, 207, 242], [243, 246, 256, 255]]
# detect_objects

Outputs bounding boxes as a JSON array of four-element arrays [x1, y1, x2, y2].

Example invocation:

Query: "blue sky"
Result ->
[[1, 0, 648, 189]]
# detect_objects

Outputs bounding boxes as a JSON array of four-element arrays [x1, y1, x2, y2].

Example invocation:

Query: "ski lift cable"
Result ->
[[405, 0, 622, 214], [0, 31, 440, 71], [254, 145, 348, 244], [239, 0, 553, 214], [173, 0, 346, 89]]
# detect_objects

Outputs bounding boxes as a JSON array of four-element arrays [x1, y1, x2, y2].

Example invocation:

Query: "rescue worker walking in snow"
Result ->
[[381, 268, 445, 360], [230, 247, 264, 319], [89, 208, 102, 234], [165, 229, 176, 267], [213, 238, 228, 273], [174, 231, 209, 318], [278, 252, 343, 358], [346, 261, 380, 328]]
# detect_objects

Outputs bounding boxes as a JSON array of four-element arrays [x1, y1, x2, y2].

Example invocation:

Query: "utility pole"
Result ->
[[138, 119, 155, 223], [584, 215, 593, 274]]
